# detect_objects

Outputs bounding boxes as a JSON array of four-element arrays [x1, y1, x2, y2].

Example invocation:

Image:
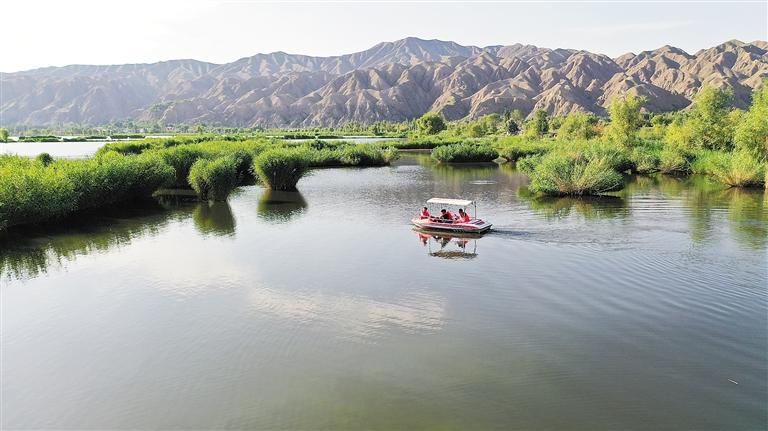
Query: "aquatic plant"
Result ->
[[0, 153, 174, 230], [527, 153, 624, 196], [253, 148, 310, 190], [496, 138, 551, 162], [629, 147, 660, 173], [708, 150, 765, 188], [431, 143, 499, 163], [188, 156, 240, 201], [659, 149, 693, 174]]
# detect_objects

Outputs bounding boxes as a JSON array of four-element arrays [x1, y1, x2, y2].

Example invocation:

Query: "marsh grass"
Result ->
[[708, 150, 765, 187], [188, 157, 240, 201], [527, 152, 624, 196], [497, 138, 551, 162], [253, 148, 310, 191], [0, 153, 174, 230], [431, 143, 499, 163]]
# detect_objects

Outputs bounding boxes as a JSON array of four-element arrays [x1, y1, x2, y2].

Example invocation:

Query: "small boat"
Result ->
[[411, 198, 492, 234]]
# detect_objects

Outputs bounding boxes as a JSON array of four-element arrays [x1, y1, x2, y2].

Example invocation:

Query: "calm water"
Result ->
[[0, 137, 401, 158], [2, 154, 766, 430]]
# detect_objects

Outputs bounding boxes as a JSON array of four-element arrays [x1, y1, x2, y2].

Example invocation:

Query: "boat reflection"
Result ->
[[414, 229, 481, 259]]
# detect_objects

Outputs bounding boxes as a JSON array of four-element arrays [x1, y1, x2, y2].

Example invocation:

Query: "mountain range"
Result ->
[[2, 37, 766, 127]]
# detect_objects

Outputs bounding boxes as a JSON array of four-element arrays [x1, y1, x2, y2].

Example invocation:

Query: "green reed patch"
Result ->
[[431, 143, 499, 163]]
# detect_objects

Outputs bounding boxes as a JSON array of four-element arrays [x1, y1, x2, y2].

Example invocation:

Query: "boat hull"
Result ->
[[411, 218, 492, 234]]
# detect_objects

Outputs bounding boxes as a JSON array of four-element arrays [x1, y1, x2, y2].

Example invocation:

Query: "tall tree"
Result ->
[[416, 112, 446, 135], [605, 94, 646, 147], [734, 81, 768, 159]]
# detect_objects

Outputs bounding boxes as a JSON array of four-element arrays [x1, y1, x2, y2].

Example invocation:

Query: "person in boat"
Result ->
[[457, 208, 471, 223], [420, 207, 430, 219], [439, 209, 454, 222]]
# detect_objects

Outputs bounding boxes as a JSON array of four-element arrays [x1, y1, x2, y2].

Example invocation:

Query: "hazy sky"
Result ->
[[2, 0, 766, 72]]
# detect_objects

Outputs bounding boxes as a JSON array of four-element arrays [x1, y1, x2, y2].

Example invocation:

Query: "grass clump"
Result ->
[[659, 149, 693, 174], [527, 152, 624, 196], [431, 143, 499, 163], [188, 156, 239, 201], [253, 148, 310, 191], [708, 150, 765, 188], [629, 147, 660, 173], [497, 138, 551, 162], [36, 152, 54, 166]]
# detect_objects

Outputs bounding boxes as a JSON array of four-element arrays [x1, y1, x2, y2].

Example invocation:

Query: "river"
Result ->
[[1, 154, 766, 429]]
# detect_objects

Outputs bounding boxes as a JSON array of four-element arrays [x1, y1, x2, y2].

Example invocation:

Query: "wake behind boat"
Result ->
[[412, 197, 492, 234]]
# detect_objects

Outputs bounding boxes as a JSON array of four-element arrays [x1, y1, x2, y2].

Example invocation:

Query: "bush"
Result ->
[[497, 138, 551, 162], [517, 154, 544, 174], [253, 148, 310, 190], [155, 145, 210, 187], [188, 157, 239, 201], [431, 143, 499, 163], [527, 153, 624, 196], [629, 147, 660, 173], [36, 152, 54, 166], [338, 145, 391, 166], [708, 150, 765, 188], [416, 112, 447, 135], [659, 149, 692, 174]]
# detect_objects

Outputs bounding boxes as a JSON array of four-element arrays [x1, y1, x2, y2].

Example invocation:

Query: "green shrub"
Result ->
[[253, 148, 310, 191], [659, 149, 692, 174], [188, 157, 239, 201], [708, 150, 765, 188], [497, 138, 551, 162], [338, 145, 391, 166], [155, 145, 210, 187], [517, 154, 544, 174], [431, 143, 499, 163], [527, 153, 624, 196], [629, 147, 660, 173], [36, 153, 54, 166]]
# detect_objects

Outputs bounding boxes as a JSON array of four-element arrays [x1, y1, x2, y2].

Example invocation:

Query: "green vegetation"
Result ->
[[0, 152, 174, 230], [188, 157, 240, 201], [0, 128, 8, 143], [36, 153, 54, 166], [253, 148, 310, 191], [431, 143, 499, 163], [604, 95, 646, 147], [496, 137, 551, 163], [527, 152, 624, 196], [703, 150, 765, 188], [734, 84, 768, 157], [416, 112, 447, 135], [1, 136, 399, 229]]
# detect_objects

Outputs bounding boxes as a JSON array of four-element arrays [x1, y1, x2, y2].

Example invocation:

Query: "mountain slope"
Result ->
[[2, 38, 766, 126]]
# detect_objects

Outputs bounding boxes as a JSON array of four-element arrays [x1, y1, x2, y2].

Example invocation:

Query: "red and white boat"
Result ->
[[411, 198, 492, 234]]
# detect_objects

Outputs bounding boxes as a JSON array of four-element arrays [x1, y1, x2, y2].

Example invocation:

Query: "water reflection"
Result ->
[[415, 231, 480, 259], [723, 187, 768, 249], [257, 189, 308, 223], [0, 200, 181, 281], [192, 201, 236, 237], [520, 191, 627, 221]]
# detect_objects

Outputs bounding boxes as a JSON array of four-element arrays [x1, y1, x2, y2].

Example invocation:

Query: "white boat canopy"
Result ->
[[427, 198, 474, 206]]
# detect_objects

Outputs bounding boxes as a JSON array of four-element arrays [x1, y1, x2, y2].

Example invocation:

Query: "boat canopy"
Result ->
[[427, 198, 474, 206]]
